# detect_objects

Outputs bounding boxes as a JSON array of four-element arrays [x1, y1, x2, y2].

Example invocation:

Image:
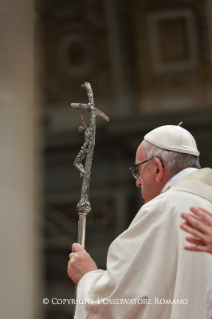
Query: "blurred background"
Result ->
[[1, 0, 212, 318]]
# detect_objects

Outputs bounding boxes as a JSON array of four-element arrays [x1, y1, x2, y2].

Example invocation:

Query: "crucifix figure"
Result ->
[[73, 109, 91, 178], [71, 82, 109, 247]]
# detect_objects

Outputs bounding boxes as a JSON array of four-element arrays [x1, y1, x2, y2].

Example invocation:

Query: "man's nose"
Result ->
[[136, 178, 142, 188]]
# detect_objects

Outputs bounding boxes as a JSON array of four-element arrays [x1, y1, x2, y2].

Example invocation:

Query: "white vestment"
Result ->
[[205, 267, 212, 319], [75, 168, 212, 319]]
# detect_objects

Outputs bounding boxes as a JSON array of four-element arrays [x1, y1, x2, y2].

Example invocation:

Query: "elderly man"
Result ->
[[68, 125, 212, 319]]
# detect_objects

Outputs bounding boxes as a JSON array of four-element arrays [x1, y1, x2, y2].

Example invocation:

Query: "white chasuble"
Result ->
[[75, 168, 212, 319]]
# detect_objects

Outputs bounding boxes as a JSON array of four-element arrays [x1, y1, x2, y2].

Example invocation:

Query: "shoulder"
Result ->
[[132, 189, 203, 227], [130, 191, 179, 226], [145, 189, 190, 211]]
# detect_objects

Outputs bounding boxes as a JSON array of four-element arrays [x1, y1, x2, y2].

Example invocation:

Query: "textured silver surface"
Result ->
[[71, 82, 109, 247]]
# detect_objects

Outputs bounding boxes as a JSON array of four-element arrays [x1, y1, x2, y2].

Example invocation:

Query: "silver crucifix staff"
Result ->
[[71, 82, 109, 248]]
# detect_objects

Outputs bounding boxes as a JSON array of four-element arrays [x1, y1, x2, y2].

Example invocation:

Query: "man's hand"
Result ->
[[180, 207, 212, 254], [67, 243, 98, 284]]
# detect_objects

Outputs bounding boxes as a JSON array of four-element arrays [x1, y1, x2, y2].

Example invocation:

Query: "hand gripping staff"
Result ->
[[71, 82, 109, 248]]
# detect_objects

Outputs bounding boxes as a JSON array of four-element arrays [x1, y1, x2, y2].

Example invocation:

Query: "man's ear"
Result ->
[[154, 158, 164, 182]]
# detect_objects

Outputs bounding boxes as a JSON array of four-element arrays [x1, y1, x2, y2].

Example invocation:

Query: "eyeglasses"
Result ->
[[129, 157, 154, 179], [130, 157, 164, 179]]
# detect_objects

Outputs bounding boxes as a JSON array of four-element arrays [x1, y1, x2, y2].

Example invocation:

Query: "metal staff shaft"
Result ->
[[71, 82, 109, 248], [77, 214, 86, 247]]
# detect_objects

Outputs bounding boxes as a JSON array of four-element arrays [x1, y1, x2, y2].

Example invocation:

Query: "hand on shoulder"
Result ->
[[180, 207, 212, 254]]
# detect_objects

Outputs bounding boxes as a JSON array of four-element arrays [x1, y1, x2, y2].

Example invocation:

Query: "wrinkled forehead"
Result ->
[[136, 141, 145, 162]]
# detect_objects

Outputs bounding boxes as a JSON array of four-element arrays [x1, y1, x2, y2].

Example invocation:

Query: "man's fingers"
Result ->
[[181, 213, 200, 224], [180, 221, 207, 242], [190, 207, 212, 226], [198, 207, 212, 218], [184, 245, 198, 251], [185, 236, 205, 246], [184, 244, 212, 253], [72, 243, 84, 252], [69, 243, 84, 262], [181, 213, 209, 234]]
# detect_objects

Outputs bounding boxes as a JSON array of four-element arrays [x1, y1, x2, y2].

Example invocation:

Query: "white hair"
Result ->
[[142, 140, 201, 176]]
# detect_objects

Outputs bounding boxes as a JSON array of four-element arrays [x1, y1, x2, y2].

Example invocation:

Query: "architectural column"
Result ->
[[0, 1, 42, 319]]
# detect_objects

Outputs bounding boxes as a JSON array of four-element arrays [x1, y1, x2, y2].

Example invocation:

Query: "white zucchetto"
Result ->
[[144, 125, 200, 156]]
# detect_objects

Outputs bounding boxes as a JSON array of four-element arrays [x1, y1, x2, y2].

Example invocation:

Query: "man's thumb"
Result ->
[[72, 243, 84, 252]]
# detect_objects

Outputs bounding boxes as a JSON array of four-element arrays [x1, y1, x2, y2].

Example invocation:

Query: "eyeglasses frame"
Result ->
[[129, 156, 164, 180]]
